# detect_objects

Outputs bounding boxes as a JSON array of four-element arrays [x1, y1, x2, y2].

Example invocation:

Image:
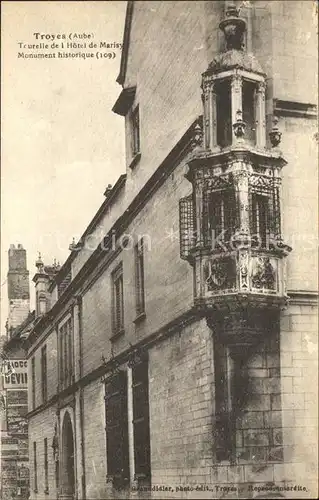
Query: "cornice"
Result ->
[[27, 307, 201, 418], [274, 99, 317, 119], [287, 290, 318, 307], [48, 173, 127, 292], [186, 145, 287, 171]]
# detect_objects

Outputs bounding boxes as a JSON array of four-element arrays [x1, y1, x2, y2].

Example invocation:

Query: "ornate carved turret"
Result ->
[[179, 1, 291, 339]]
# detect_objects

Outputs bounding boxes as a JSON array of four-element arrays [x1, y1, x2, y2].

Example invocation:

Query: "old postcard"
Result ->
[[1, 1, 318, 499]]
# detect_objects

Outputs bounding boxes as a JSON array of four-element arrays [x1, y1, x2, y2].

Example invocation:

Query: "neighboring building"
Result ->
[[0, 245, 33, 500], [26, 2, 317, 500]]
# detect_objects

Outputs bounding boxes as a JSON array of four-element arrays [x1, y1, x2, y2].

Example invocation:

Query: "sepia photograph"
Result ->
[[0, 1, 318, 499]]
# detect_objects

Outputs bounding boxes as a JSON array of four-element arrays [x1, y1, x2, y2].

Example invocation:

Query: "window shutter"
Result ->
[[179, 195, 194, 259], [132, 360, 151, 478], [105, 371, 129, 482]]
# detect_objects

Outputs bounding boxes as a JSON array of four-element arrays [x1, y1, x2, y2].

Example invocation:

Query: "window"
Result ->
[[251, 194, 269, 248], [242, 80, 256, 145], [105, 371, 129, 487], [44, 438, 49, 493], [33, 441, 38, 492], [41, 345, 47, 403], [111, 264, 124, 337], [134, 239, 145, 318], [213, 342, 234, 461], [131, 105, 140, 156], [31, 357, 36, 410], [206, 190, 236, 247], [179, 195, 195, 259], [36, 291, 47, 316], [216, 80, 232, 148], [132, 358, 151, 479], [57, 268, 72, 298], [59, 317, 73, 389]]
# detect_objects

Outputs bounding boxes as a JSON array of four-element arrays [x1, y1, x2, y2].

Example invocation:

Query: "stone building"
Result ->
[[26, 2, 317, 500], [1, 245, 33, 500]]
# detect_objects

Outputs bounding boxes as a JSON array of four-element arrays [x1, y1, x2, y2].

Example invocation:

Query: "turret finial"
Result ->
[[219, 3, 246, 51], [35, 252, 44, 273]]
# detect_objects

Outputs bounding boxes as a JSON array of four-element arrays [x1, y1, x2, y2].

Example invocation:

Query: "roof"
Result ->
[[3, 310, 35, 351], [208, 49, 265, 76], [48, 173, 127, 292]]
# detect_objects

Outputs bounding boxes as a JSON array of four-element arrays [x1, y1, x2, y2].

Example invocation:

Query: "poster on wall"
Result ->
[[3, 360, 28, 388], [6, 389, 28, 406], [7, 416, 28, 435]]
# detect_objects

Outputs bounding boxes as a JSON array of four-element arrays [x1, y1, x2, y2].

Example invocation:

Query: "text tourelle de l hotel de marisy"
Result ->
[[17, 32, 123, 60]]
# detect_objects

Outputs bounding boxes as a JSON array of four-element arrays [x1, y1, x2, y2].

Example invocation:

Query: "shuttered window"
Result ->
[[33, 441, 38, 492], [58, 317, 73, 389], [44, 437, 49, 493], [31, 357, 36, 410], [132, 359, 151, 478], [134, 239, 145, 316], [213, 341, 233, 461], [41, 345, 47, 403], [131, 106, 140, 156], [111, 264, 124, 336], [105, 371, 129, 486]]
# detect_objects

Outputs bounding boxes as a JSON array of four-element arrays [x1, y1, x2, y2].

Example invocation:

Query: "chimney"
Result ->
[[7, 244, 30, 338]]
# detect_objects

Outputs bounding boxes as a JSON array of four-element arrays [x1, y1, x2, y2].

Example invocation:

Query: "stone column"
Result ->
[[256, 81, 266, 148], [127, 366, 136, 487], [209, 82, 218, 150], [202, 80, 210, 149], [233, 169, 250, 237], [194, 173, 205, 247]]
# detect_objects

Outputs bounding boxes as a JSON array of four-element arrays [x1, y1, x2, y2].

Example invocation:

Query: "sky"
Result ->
[[1, 1, 127, 333]]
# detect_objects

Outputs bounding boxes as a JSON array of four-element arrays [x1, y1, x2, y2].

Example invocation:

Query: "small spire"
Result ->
[[104, 184, 113, 197], [191, 123, 203, 149], [52, 258, 60, 271], [69, 237, 77, 252], [35, 252, 44, 273]]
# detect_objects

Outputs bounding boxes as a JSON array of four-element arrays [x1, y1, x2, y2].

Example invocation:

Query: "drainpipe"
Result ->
[[77, 296, 86, 499]]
